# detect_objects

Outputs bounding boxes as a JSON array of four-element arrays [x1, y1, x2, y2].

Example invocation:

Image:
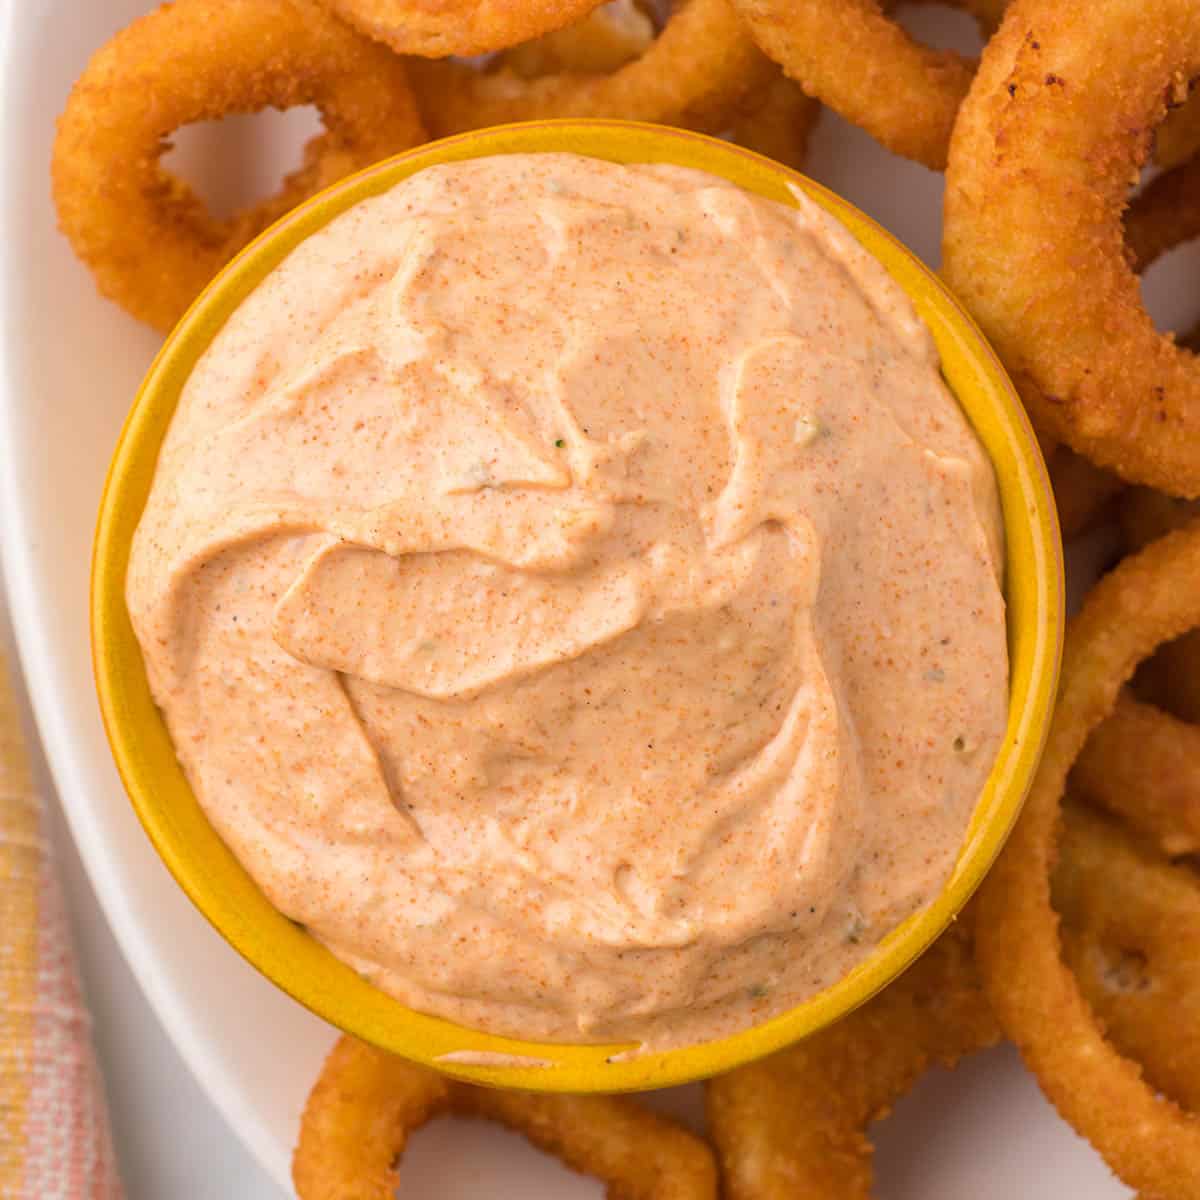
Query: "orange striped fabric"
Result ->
[[0, 652, 123, 1197]]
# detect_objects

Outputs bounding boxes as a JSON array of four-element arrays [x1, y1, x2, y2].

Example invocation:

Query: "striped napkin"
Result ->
[[0, 650, 124, 1198]]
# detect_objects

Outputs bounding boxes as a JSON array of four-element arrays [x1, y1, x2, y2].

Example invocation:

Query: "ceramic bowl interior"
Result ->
[[92, 120, 1064, 1093]]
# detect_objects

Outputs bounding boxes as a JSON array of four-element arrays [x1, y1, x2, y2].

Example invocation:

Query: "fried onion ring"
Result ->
[[975, 521, 1200, 1197], [293, 1036, 718, 1199], [705, 915, 999, 1200], [1056, 801, 1200, 1113], [943, 0, 1200, 496], [1048, 446, 1124, 540], [1158, 88, 1200, 170], [1072, 691, 1200, 857], [729, 72, 821, 170], [1135, 626, 1200, 725], [1121, 485, 1200, 552], [410, 0, 771, 138], [52, 0, 426, 333], [321, 0, 608, 57], [501, 0, 656, 76], [723, 0, 1008, 170], [1125, 152, 1200, 276], [1075, 480, 1200, 856], [1119, 488, 1200, 722]]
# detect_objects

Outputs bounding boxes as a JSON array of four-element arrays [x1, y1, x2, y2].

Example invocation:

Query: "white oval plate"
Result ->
[[3, 0, 1181, 1193]]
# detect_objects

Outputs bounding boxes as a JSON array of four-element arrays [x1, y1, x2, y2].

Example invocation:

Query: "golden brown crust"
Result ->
[[975, 522, 1200, 1197], [1056, 802, 1200, 1113], [293, 1037, 718, 1199], [1118, 488, 1200, 723], [323, 0, 608, 57], [706, 917, 999, 1200], [1073, 690, 1200, 856], [1048, 446, 1125, 539], [409, 0, 772, 138], [51, 0, 425, 332], [943, 0, 1200, 496], [1125, 152, 1200, 274], [1158, 86, 1200, 169], [729, 71, 822, 171], [725, 0, 976, 169]]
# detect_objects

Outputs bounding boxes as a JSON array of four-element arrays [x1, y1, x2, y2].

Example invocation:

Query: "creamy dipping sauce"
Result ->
[[127, 153, 1008, 1050]]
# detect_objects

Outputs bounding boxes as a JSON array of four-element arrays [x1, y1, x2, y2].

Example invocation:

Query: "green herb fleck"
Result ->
[[555, 438, 565, 448], [749, 982, 770, 1000], [953, 735, 966, 752]]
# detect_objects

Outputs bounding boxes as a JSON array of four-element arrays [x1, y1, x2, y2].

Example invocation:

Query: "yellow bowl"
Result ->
[[92, 120, 1063, 1094]]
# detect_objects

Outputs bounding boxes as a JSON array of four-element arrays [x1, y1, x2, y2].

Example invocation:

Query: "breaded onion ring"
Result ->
[[975, 521, 1200, 1197], [1025, 153, 1198, 510], [943, 0, 1200, 497], [1158, 88, 1200, 169], [409, 0, 773, 138], [1119, 488, 1200, 723], [501, 0, 656, 77], [1136, 632, 1200, 724], [1073, 691, 1200, 857], [705, 916, 999, 1200], [293, 1037, 718, 1199], [1057, 802, 1200, 1113], [1125, 152, 1200, 276], [321, 0, 609, 57], [1048, 446, 1124, 540], [948, 0, 1009, 30], [52, 0, 426, 333], [1088, 487, 1200, 855], [723, 0, 1007, 170], [730, 71, 821, 171], [1120, 486, 1200, 553]]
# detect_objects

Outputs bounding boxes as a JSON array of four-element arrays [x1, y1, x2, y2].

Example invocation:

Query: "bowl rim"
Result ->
[[91, 118, 1064, 1093]]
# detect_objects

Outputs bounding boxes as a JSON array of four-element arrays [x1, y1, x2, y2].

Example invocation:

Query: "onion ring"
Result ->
[[1075, 486, 1200, 857], [1119, 488, 1200, 722], [943, 0, 1200, 496], [410, 0, 809, 156], [1048, 446, 1124, 540], [1057, 801, 1200, 1113], [1136, 632, 1200, 725], [409, 0, 772, 138], [293, 1037, 718, 1199], [948, 0, 1009, 30], [501, 0, 656, 77], [723, 0, 1007, 170], [730, 72, 821, 170], [974, 521, 1200, 1197], [320, 0, 609, 57], [1158, 89, 1200, 169], [1072, 691, 1200, 857], [1125, 152, 1200, 276], [1021, 154, 1200, 489], [52, 0, 426, 333], [706, 915, 999, 1200], [1121, 484, 1200, 552]]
